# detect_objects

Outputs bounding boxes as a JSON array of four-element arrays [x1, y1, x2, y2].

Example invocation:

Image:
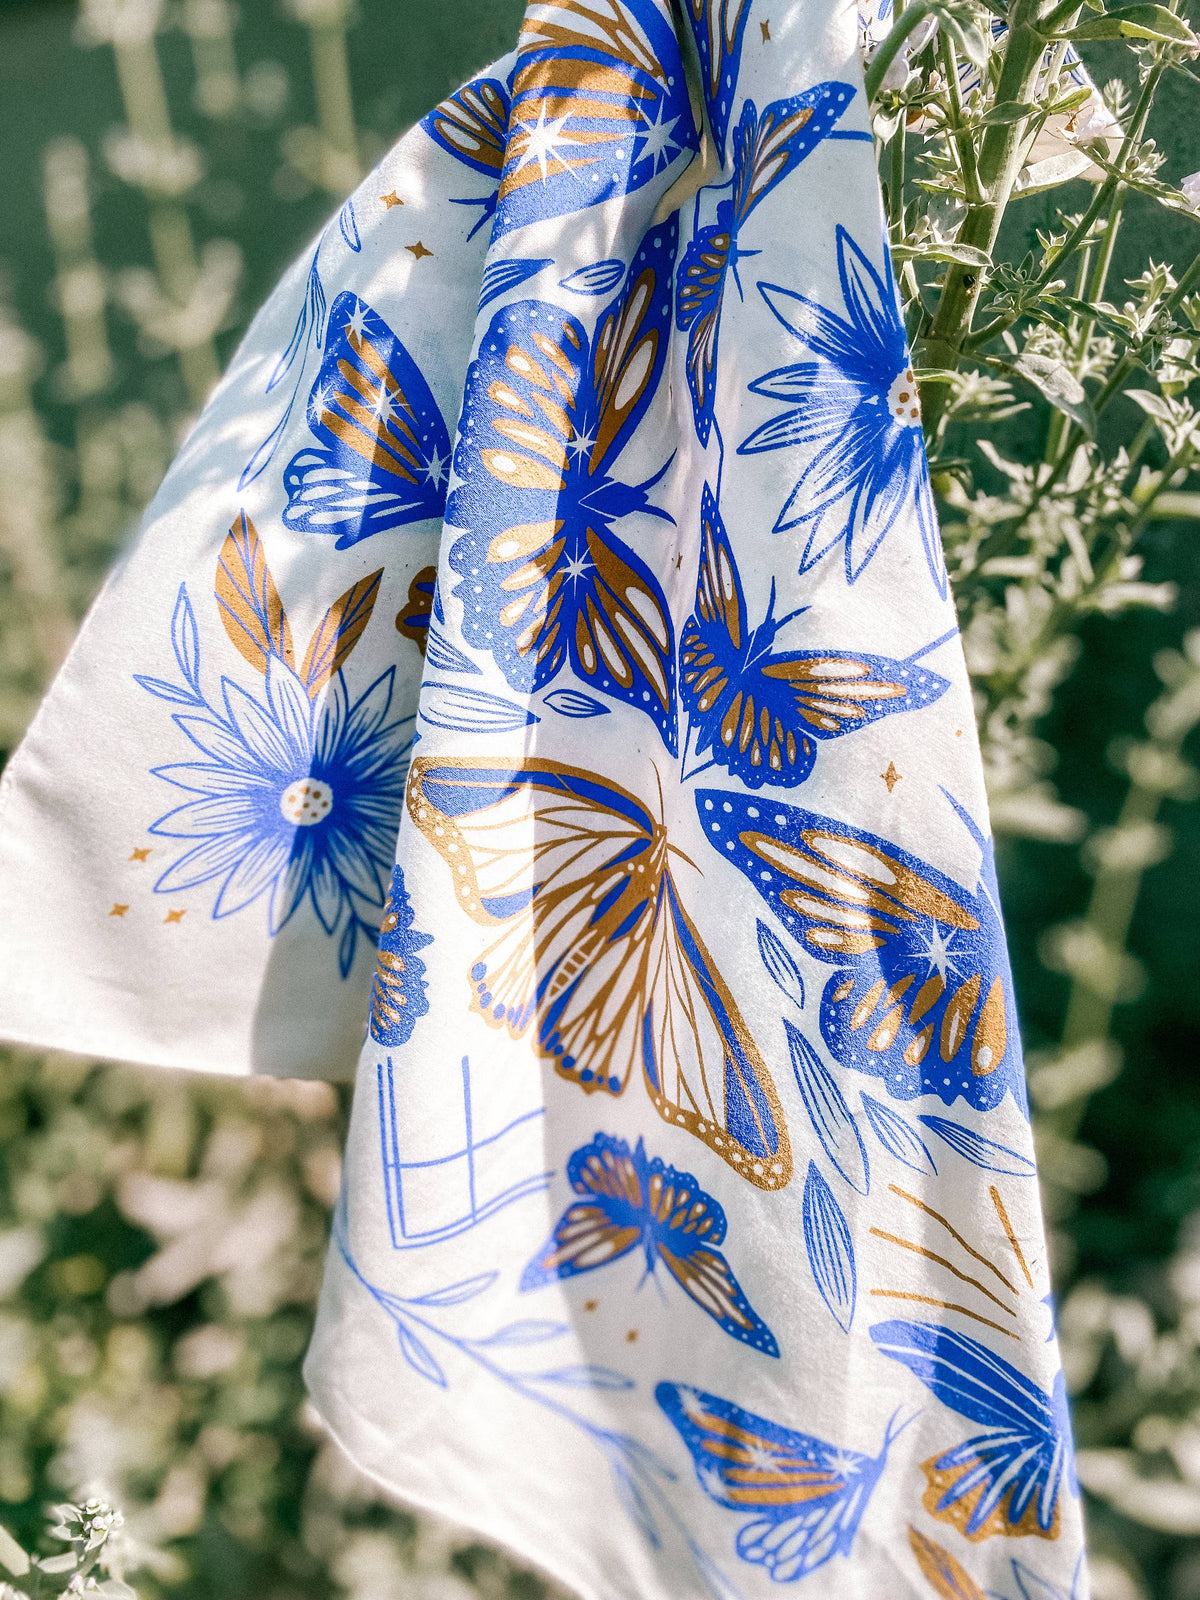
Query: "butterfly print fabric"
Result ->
[[0, 1, 1086, 1597]]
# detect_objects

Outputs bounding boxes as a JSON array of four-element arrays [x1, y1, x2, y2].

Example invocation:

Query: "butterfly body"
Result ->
[[447, 226, 679, 751], [871, 1320, 1076, 1542], [282, 293, 451, 547], [696, 791, 1026, 1112], [657, 1381, 900, 1578], [681, 487, 949, 787], [522, 1132, 778, 1353], [677, 86, 855, 443], [408, 757, 791, 1187]]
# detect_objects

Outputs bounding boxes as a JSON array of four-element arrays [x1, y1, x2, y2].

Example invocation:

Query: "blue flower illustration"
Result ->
[[739, 226, 946, 597], [137, 518, 412, 977]]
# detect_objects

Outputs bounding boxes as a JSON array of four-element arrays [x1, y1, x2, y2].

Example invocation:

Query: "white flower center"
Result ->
[[886, 366, 922, 427], [280, 778, 333, 826]]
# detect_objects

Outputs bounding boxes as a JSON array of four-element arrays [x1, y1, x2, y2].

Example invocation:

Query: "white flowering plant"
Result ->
[[0, 1503, 134, 1600]]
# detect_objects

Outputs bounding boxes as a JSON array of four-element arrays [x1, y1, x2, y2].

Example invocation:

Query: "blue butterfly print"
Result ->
[[493, 0, 697, 240], [522, 1133, 778, 1354], [657, 1382, 908, 1579], [447, 224, 680, 752], [870, 1320, 1077, 1541], [694, 792, 1026, 1113], [369, 866, 433, 1046], [408, 757, 792, 1188], [681, 485, 949, 786], [282, 292, 451, 549], [679, 0, 754, 162], [422, 74, 512, 239], [678, 84, 855, 445], [739, 226, 947, 596]]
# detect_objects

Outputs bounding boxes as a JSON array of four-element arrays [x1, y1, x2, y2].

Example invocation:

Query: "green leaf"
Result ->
[[893, 241, 992, 266], [997, 353, 1097, 435], [1056, 4, 1198, 43], [1146, 491, 1200, 518], [974, 99, 1040, 125], [929, 0, 991, 66], [1125, 388, 1177, 421], [39, 1551, 79, 1575], [0, 1525, 30, 1578]]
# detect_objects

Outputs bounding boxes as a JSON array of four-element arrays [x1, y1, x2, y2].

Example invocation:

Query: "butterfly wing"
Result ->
[[446, 228, 677, 749], [283, 293, 451, 548], [730, 86, 857, 229], [520, 1132, 647, 1290], [682, 0, 754, 160], [657, 1382, 886, 1577], [422, 75, 511, 180], [696, 792, 1024, 1112], [676, 214, 731, 445], [408, 758, 787, 1184], [645, 1151, 779, 1352], [870, 1320, 1072, 1537], [395, 566, 437, 655], [496, 0, 696, 238]]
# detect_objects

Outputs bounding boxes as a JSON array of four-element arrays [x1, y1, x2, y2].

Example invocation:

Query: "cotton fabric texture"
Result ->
[[0, 1, 1087, 1596]]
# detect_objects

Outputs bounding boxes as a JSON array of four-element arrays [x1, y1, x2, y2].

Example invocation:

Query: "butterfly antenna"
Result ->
[[771, 603, 810, 634], [666, 841, 701, 872], [902, 626, 958, 665], [882, 1406, 922, 1453]]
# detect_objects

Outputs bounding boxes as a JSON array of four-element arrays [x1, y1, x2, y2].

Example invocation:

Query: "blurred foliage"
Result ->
[[1, 0, 1200, 1595]]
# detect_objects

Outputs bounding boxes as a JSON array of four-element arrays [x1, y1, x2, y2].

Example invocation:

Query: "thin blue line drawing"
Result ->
[[336, 1220, 746, 1600], [377, 1055, 552, 1250]]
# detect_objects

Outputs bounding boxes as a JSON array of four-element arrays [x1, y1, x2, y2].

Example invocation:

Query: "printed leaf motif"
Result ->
[[612, 1464, 660, 1546], [479, 256, 552, 309], [300, 568, 383, 698], [403, 1274, 497, 1310], [544, 688, 611, 718], [339, 197, 361, 251], [425, 627, 482, 676], [478, 1319, 568, 1346], [171, 584, 202, 695], [861, 1094, 937, 1175], [395, 1322, 446, 1387], [536, 1365, 636, 1391], [419, 683, 540, 733], [215, 511, 294, 674], [802, 1162, 856, 1332], [908, 1526, 986, 1600], [757, 920, 805, 1010], [918, 1115, 1036, 1177], [133, 674, 201, 707], [786, 1021, 869, 1194], [559, 259, 627, 295]]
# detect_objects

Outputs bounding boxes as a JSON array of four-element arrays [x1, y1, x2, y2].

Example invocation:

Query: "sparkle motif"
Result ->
[[406, 241, 434, 260], [129, 847, 151, 862], [344, 301, 369, 342], [882, 761, 902, 792], [637, 105, 683, 173], [380, 190, 403, 208], [761, 18, 772, 40], [164, 909, 186, 924], [512, 107, 577, 183], [109, 903, 128, 917]]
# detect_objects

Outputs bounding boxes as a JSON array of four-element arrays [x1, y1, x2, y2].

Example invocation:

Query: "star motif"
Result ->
[[513, 107, 576, 182], [380, 190, 403, 208], [742, 1443, 785, 1475], [567, 427, 595, 462], [761, 18, 772, 40], [563, 551, 592, 586], [129, 847, 151, 862], [406, 240, 433, 260], [424, 446, 445, 486], [109, 903, 128, 918], [164, 909, 187, 924], [371, 381, 399, 425], [917, 922, 955, 981], [881, 761, 902, 793], [344, 300, 369, 342], [637, 104, 683, 174]]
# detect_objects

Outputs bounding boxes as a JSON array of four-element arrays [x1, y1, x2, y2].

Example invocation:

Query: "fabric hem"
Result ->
[[305, 1383, 597, 1600]]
